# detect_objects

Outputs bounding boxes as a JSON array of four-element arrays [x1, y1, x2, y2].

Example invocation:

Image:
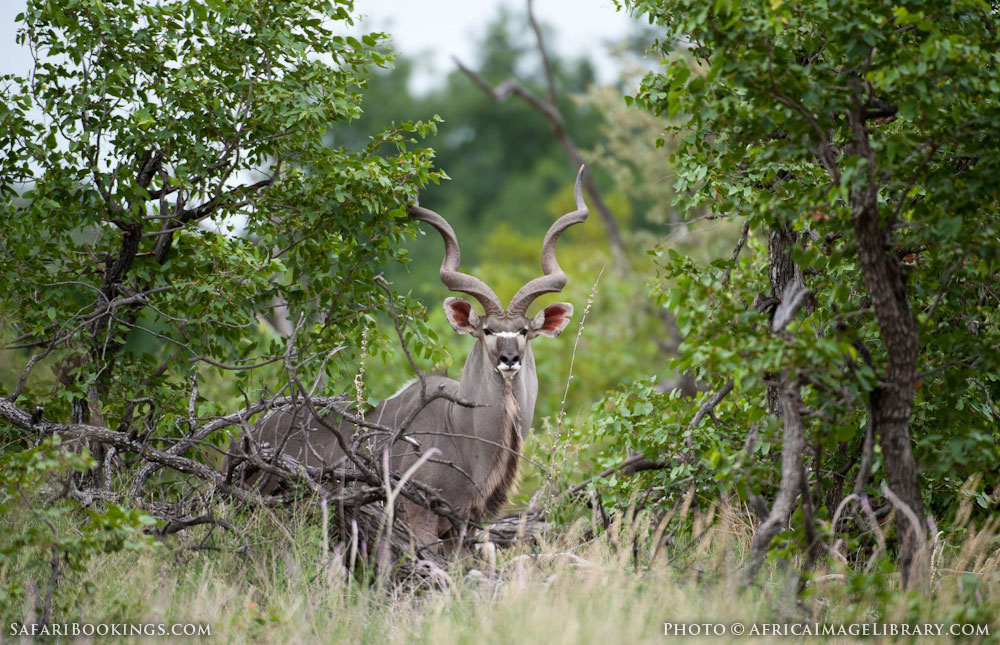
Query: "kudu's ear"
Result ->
[[531, 303, 574, 338], [444, 297, 479, 335]]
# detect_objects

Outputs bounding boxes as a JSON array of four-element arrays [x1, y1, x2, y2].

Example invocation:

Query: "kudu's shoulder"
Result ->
[[373, 375, 459, 413]]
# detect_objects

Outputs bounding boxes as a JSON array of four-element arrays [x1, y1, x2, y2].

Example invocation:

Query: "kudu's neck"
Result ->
[[456, 338, 536, 518], [457, 340, 537, 436]]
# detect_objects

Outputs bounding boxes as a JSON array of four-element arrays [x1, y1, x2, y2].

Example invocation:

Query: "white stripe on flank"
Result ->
[[385, 378, 417, 401], [376, 378, 416, 426]]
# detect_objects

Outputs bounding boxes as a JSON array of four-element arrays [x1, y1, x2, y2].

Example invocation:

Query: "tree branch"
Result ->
[[453, 1, 628, 269], [743, 380, 806, 585]]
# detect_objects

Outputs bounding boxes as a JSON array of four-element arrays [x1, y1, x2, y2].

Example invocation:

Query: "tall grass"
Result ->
[[6, 496, 997, 644]]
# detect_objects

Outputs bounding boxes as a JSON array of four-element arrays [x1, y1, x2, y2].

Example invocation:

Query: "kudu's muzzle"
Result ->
[[496, 336, 521, 377]]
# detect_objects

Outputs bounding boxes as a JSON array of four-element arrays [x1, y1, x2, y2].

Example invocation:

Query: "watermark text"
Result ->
[[663, 622, 990, 638], [9, 622, 212, 638]]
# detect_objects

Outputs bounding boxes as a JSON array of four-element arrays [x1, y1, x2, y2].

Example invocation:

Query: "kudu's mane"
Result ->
[[476, 381, 522, 519]]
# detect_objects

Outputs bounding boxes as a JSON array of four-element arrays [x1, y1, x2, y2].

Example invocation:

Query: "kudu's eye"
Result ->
[[483, 328, 493, 336], [519, 328, 528, 336]]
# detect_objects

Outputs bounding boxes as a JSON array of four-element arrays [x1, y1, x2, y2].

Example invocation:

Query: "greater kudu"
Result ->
[[226, 167, 588, 549]]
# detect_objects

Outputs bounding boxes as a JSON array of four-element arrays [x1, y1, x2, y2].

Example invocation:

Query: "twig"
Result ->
[[377, 446, 441, 568], [721, 220, 751, 286], [567, 451, 671, 496], [553, 268, 604, 477]]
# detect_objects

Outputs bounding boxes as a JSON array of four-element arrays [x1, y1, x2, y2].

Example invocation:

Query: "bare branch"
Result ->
[[721, 220, 751, 286], [453, 4, 628, 269], [688, 379, 735, 431], [527, 0, 557, 106], [743, 380, 806, 585], [567, 451, 667, 496], [129, 393, 345, 497], [771, 280, 814, 333]]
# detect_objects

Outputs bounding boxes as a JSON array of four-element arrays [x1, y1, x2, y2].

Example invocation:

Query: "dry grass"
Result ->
[[9, 497, 991, 645]]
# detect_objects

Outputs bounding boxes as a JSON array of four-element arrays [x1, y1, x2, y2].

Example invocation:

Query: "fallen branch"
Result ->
[[129, 394, 347, 497], [154, 514, 236, 538]]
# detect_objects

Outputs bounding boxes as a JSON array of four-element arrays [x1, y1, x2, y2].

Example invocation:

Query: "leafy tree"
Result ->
[[607, 0, 1000, 587], [0, 0, 441, 618]]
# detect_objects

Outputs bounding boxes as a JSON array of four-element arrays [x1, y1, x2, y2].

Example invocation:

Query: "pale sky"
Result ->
[[349, 0, 641, 92], [0, 1, 642, 90]]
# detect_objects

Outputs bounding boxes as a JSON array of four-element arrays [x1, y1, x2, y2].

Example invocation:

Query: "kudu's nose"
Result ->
[[499, 352, 519, 366]]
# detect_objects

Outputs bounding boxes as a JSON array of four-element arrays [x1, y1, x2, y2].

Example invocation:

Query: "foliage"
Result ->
[[0, 0, 442, 621], [587, 0, 1000, 579], [0, 436, 157, 619], [0, 0, 444, 438]]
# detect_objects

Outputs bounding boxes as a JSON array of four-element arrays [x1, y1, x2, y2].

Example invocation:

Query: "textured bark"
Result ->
[[766, 226, 801, 416], [847, 90, 925, 588], [744, 224, 815, 585]]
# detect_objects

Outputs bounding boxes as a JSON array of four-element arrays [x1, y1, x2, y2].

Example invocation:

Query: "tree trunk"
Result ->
[[743, 227, 812, 584], [766, 226, 801, 416], [847, 97, 925, 589]]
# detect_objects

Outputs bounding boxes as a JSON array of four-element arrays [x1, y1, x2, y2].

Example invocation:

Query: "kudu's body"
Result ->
[[226, 168, 588, 549]]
